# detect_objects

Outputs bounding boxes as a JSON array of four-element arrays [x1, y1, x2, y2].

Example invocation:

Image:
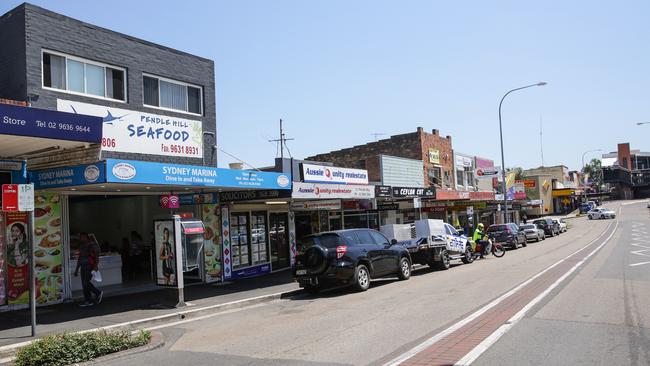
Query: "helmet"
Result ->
[[478, 223, 484, 229]]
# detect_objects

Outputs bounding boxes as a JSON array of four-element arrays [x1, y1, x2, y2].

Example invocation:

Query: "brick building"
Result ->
[[307, 127, 454, 189]]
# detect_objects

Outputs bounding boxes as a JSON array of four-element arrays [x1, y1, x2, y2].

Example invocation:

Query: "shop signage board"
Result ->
[[301, 163, 369, 185], [475, 166, 502, 180], [428, 149, 440, 164], [455, 155, 473, 168], [391, 186, 435, 198], [219, 189, 291, 202], [105, 159, 291, 190], [290, 200, 341, 211], [31, 163, 106, 189], [378, 203, 399, 211], [2, 184, 18, 211], [292, 182, 375, 199], [0, 104, 102, 143], [375, 185, 392, 198], [178, 193, 218, 205], [57, 99, 203, 158], [33, 193, 64, 305]]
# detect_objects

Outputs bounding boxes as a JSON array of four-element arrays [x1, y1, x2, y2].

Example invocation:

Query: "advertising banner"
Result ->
[[428, 149, 440, 164], [292, 182, 375, 199], [201, 204, 222, 283], [474, 166, 502, 180], [221, 206, 232, 280], [0, 213, 5, 306], [33, 193, 64, 305], [2, 185, 18, 211], [106, 159, 291, 190], [58, 99, 202, 158], [31, 163, 106, 189], [0, 103, 102, 143], [375, 185, 392, 198], [301, 163, 368, 185], [154, 220, 177, 286], [5, 212, 29, 305]]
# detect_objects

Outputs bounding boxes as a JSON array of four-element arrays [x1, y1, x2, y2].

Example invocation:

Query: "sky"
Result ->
[[3, 1, 649, 171]]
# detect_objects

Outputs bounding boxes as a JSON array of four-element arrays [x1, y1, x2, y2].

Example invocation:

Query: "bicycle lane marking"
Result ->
[[381, 219, 618, 366]]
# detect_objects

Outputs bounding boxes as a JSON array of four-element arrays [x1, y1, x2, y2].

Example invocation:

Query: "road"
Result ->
[[98, 201, 650, 366]]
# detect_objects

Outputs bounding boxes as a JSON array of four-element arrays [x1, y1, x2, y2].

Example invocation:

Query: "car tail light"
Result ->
[[336, 245, 347, 259]]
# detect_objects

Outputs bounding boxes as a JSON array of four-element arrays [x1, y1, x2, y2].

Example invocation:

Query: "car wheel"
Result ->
[[550, 230, 555, 237], [512, 238, 519, 250], [436, 249, 451, 270], [461, 246, 474, 264], [588, 215, 593, 220], [522, 238, 527, 247], [536, 235, 540, 242], [397, 257, 411, 280], [353, 264, 371, 292]]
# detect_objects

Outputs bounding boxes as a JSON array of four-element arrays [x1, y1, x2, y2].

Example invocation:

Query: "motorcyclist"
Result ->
[[472, 223, 490, 258]]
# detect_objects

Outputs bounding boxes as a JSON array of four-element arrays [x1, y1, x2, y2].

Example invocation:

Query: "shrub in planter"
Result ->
[[14, 330, 151, 366]]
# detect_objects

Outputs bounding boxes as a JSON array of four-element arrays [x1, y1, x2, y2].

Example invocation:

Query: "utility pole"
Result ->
[[268, 119, 294, 159], [370, 133, 386, 142], [539, 114, 544, 167]]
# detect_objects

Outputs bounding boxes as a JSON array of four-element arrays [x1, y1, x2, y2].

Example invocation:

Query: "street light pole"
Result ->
[[498, 82, 547, 223], [581, 149, 602, 204]]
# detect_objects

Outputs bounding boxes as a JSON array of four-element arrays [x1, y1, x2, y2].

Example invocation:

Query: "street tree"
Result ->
[[582, 158, 603, 187]]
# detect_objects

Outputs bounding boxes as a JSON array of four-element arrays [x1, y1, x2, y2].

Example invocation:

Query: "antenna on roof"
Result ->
[[268, 119, 295, 159], [371, 133, 386, 142]]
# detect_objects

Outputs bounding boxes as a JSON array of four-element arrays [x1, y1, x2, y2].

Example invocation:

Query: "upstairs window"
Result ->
[[42, 51, 126, 101], [143, 75, 202, 115]]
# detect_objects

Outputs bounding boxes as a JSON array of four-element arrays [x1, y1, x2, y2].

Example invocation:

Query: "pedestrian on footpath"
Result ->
[[74, 232, 103, 307]]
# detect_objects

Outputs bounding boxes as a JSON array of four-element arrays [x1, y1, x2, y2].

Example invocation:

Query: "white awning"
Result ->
[[601, 157, 617, 167]]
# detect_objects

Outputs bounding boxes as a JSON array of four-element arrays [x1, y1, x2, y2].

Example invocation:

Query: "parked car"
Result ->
[[551, 218, 568, 233], [486, 223, 527, 249], [294, 229, 412, 293], [520, 224, 545, 242], [587, 208, 616, 220], [647, 201, 650, 209], [579, 203, 591, 214], [533, 218, 559, 237]]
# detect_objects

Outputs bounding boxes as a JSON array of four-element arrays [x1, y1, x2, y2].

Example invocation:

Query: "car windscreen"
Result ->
[[298, 234, 340, 250]]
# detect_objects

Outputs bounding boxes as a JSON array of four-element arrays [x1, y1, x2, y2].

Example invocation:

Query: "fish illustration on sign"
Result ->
[[69, 105, 127, 125]]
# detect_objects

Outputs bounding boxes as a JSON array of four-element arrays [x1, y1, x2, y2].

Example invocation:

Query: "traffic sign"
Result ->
[[18, 184, 34, 212]]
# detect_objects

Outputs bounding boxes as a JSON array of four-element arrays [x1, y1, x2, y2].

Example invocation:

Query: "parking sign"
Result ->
[[18, 184, 34, 212]]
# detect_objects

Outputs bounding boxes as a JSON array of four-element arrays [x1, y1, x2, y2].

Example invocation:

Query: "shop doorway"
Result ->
[[269, 213, 289, 270]]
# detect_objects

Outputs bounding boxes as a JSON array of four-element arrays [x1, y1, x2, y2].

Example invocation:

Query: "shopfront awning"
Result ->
[[0, 104, 102, 158], [29, 159, 292, 195]]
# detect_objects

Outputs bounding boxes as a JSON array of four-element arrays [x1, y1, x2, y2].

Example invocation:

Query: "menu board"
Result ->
[[201, 204, 222, 283], [0, 213, 6, 306], [33, 193, 64, 305], [154, 220, 177, 287]]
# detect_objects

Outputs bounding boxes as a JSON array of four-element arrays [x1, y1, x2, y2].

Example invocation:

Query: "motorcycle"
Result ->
[[472, 237, 505, 259]]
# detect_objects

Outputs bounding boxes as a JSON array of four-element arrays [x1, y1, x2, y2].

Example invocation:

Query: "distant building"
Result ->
[[602, 143, 650, 199]]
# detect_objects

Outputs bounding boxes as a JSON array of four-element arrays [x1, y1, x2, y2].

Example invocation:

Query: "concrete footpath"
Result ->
[[0, 271, 300, 352]]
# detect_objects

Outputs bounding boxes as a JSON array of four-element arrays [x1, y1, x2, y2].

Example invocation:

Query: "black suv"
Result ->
[[486, 223, 527, 249], [532, 218, 559, 237], [294, 229, 412, 293]]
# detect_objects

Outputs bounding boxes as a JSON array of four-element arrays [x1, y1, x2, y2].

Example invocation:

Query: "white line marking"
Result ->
[[382, 220, 616, 366], [456, 220, 618, 366], [630, 261, 650, 267]]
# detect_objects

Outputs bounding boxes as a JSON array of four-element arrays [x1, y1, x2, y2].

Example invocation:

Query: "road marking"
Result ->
[[630, 261, 650, 267], [455, 220, 618, 366], [382, 220, 617, 366]]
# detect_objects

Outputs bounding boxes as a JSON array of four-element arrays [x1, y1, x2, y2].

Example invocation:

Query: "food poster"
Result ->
[[154, 220, 177, 286], [0, 213, 6, 306], [33, 193, 64, 305], [6, 212, 30, 305], [201, 204, 222, 283]]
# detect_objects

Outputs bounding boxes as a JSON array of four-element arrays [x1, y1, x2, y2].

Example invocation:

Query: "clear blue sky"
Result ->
[[4, 1, 649, 171]]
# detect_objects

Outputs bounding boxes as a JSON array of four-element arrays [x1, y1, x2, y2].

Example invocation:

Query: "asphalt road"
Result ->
[[97, 201, 649, 366]]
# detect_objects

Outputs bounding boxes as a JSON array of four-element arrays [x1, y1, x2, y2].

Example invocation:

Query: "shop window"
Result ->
[[42, 50, 126, 102], [456, 169, 464, 187], [143, 74, 203, 115], [231, 212, 268, 269]]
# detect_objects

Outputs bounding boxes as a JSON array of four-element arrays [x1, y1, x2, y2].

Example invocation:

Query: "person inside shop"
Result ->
[[472, 223, 490, 259], [74, 232, 103, 307], [8, 223, 28, 267], [120, 237, 132, 279], [159, 227, 175, 285]]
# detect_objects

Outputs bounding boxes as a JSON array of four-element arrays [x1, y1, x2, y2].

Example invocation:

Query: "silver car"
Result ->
[[520, 224, 545, 242], [587, 208, 616, 219]]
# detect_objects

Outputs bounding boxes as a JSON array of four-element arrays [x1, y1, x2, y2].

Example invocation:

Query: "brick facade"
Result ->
[[0, 4, 216, 169], [307, 127, 454, 188]]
